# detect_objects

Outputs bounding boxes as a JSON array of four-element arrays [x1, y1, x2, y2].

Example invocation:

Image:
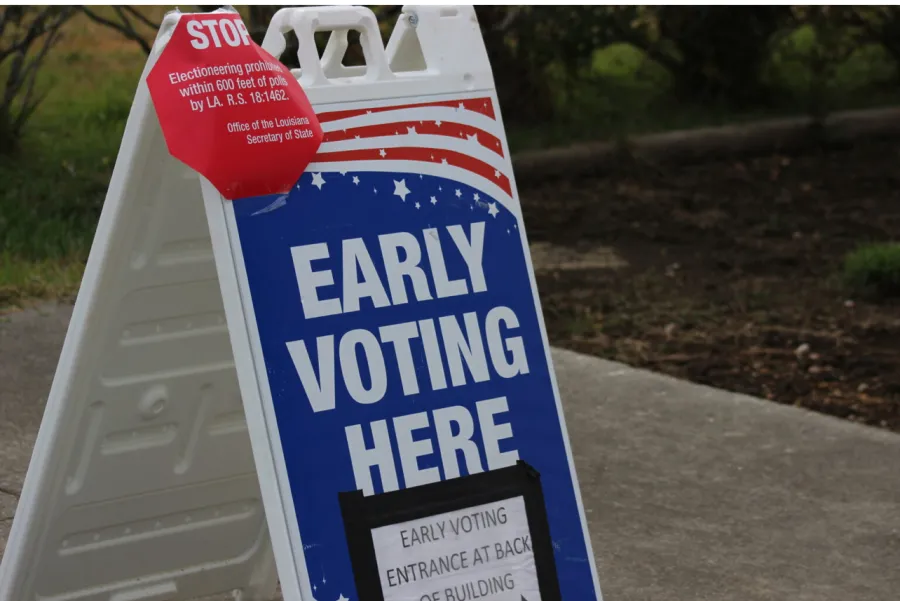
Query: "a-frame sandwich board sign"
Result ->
[[0, 6, 604, 601]]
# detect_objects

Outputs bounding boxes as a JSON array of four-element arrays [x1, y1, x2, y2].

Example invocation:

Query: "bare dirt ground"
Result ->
[[523, 138, 900, 431]]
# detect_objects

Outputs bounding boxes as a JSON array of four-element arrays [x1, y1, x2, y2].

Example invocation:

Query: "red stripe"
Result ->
[[316, 97, 496, 123], [322, 121, 504, 157], [313, 147, 511, 196]]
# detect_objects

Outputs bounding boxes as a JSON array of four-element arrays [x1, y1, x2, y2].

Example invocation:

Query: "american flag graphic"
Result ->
[[307, 96, 517, 216]]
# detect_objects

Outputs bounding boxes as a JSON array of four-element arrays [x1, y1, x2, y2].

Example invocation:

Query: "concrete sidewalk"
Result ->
[[1, 304, 898, 600]]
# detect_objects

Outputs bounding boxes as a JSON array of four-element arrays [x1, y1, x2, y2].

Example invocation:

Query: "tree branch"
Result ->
[[0, 9, 10, 43], [80, 6, 151, 55], [495, 6, 522, 33], [0, 7, 56, 63], [13, 10, 69, 131], [122, 5, 159, 30]]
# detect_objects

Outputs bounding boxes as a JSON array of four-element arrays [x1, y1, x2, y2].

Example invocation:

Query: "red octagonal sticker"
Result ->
[[147, 12, 323, 200]]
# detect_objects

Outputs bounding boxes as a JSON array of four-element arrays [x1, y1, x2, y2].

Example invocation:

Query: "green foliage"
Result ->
[[766, 24, 897, 117], [843, 243, 900, 299], [0, 54, 137, 305], [477, 6, 900, 127], [831, 6, 900, 80], [495, 6, 793, 109]]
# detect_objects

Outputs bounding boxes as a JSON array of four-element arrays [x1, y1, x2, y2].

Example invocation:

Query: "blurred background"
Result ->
[[1, 6, 898, 431]]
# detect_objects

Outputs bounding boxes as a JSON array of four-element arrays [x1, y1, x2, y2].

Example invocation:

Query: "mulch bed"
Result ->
[[522, 138, 900, 432]]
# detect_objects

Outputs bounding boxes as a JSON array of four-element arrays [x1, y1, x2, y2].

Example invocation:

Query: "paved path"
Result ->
[[1, 304, 898, 600]]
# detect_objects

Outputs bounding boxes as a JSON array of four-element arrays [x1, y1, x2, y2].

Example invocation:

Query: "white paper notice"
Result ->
[[370, 496, 541, 601]]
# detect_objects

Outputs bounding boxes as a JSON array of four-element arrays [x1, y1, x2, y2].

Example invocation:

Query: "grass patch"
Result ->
[[843, 243, 900, 299], [0, 254, 85, 309], [0, 12, 146, 310]]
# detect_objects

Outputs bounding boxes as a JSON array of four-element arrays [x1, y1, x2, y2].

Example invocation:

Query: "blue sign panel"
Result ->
[[231, 99, 598, 601]]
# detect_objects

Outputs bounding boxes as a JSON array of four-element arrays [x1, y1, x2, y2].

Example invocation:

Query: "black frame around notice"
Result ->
[[338, 460, 562, 601]]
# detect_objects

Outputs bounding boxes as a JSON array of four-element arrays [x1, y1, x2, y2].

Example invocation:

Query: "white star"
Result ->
[[430, 196, 437, 205], [311, 173, 325, 190], [415, 202, 421, 209], [458, 102, 465, 110], [507, 228, 510, 234], [352, 176, 359, 185], [438, 186, 442, 191], [488, 202, 499, 217], [373, 187, 378, 194], [419, 174, 423, 179], [494, 169, 500, 178], [473, 193, 480, 201], [393, 179, 410, 201], [455, 189, 462, 198], [407, 126, 417, 135], [337, 595, 349, 601], [295, 184, 301, 190], [441, 158, 448, 165], [466, 133, 478, 143], [379, 149, 387, 158], [435, 120, 442, 127]]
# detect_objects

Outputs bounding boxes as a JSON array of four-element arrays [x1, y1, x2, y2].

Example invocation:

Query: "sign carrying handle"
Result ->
[[262, 5, 394, 86]]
